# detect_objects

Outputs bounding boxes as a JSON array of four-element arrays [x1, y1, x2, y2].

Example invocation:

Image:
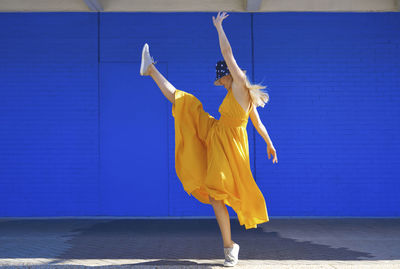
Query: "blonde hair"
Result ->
[[238, 70, 270, 108]]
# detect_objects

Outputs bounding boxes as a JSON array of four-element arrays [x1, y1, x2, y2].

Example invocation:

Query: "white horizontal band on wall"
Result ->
[[0, 0, 398, 12]]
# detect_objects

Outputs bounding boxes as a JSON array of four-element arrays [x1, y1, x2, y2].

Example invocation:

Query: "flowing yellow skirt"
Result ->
[[172, 89, 269, 229]]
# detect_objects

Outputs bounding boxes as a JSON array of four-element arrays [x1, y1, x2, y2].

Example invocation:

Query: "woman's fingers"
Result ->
[[213, 11, 228, 27], [273, 153, 278, 163], [217, 11, 227, 20], [268, 146, 278, 163], [221, 12, 229, 21]]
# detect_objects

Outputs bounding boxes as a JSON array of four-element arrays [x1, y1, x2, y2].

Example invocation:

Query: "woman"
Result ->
[[140, 11, 278, 267]]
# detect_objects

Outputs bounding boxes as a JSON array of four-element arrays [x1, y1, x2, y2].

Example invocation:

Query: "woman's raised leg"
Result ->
[[209, 195, 235, 248], [147, 63, 176, 104]]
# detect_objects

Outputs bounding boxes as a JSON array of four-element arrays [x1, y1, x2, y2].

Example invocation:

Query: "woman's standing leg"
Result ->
[[147, 63, 176, 104], [209, 195, 235, 248]]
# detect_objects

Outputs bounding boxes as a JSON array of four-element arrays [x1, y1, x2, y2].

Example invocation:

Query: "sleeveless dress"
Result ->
[[171, 87, 269, 229]]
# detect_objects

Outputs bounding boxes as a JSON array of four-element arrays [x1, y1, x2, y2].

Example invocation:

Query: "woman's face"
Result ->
[[218, 74, 232, 89]]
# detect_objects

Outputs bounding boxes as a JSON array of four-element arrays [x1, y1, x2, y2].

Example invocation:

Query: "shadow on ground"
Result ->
[[2, 217, 399, 266], [58, 219, 374, 260]]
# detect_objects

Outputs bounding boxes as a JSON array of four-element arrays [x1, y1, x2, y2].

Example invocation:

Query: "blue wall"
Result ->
[[0, 13, 99, 216], [253, 12, 400, 216], [0, 12, 399, 218]]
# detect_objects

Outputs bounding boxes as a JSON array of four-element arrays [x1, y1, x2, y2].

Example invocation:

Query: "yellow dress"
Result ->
[[172, 87, 269, 229]]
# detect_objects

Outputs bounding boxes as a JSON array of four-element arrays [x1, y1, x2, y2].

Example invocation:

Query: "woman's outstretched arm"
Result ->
[[249, 108, 278, 164], [213, 12, 246, 85], [250, 107, 273, 146]]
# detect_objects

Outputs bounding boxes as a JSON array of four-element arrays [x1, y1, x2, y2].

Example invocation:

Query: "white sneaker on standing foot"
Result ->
[[140, 43, 157, 76], [224, 242, 240, 267]]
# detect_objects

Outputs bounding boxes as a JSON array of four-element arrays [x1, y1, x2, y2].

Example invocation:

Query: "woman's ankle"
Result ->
[[224, 240, 234, 248], [147, 63, 154, 75]]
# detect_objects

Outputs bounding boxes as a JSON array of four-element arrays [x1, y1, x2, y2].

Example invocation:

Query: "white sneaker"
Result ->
[[140, 43, 156, 76], [223, 242, 240, 267]]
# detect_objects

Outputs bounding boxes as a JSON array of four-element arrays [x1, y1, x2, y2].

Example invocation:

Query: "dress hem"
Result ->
[[186, 184, 269, 230]]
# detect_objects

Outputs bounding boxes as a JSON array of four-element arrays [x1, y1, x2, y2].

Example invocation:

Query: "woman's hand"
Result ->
[[212, 11, 229, 29], [267, 143, 278, 164]]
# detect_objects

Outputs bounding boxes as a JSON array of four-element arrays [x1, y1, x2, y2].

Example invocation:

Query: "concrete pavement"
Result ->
[[0, 217, 399, 268]]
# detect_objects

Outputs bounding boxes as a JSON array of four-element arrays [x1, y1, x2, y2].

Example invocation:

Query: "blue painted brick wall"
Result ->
[[0, 13, 99, 216], [0, 12, 398, 218], [254, 12, 400, 216]]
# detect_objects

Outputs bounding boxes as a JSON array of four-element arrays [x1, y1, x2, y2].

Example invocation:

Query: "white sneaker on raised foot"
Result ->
[[140, 43, 157, 76], [224, 242, 240, 267]]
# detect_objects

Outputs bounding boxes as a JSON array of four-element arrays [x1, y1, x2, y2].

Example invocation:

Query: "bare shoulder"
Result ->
[[232, 83, 248, 97], [231, 81, 252, 113]]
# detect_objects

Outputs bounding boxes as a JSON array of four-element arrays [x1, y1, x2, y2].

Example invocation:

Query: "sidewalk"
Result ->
[[0, 218, 399, 268]]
